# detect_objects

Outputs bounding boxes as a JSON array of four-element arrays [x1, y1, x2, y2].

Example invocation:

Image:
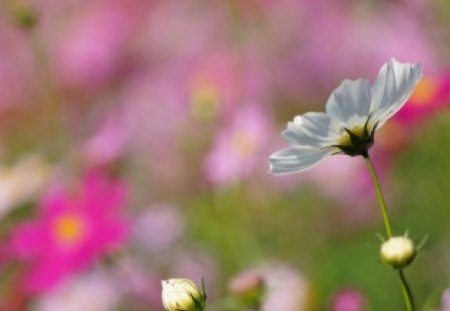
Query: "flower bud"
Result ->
[[161, 278, 206, 311], [380, 236, 416, 268]]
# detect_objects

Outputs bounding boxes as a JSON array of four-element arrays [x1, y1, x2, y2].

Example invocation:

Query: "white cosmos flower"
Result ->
[[269, 58, 423, 175]]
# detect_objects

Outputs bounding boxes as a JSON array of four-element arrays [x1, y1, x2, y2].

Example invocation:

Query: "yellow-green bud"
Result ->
[[161, 278, 205, 311], [380, 236, 416, 268]]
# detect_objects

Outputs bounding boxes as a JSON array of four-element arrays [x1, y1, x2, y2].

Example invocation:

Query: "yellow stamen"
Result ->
[[337, 126, 365, 146], [53, 213, 86, 246]]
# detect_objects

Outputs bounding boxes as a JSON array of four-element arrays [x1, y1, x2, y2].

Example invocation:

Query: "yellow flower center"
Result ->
[[231, 131, 257, 157], [53, 213, 86, 246], [337, 126, 365, 146], [409, 76, 438, 105]]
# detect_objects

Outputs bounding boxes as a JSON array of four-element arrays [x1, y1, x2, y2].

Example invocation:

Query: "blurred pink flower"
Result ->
[[10, 172, 128, 293], [330, 288, 367, 311], [53, 1, 146, 91], [394, 74, 450, 126], [131, 204, 184, 253], [81, 110, 130, 167], [442, 289, 450, 311], [33, 270, 120, 311], [120, 72, 190, 193], [231, 263, 311, 311], [183, 51, 243, 122], [204, 104, 272, 186], [137, 1, 227, 63], [278, 5, 438, 99], [307, 155, 369, 203]]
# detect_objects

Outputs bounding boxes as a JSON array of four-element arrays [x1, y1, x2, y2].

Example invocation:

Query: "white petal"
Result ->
[[282, 112, 343, 148], [269, 147, 336, 175], [371, 58, 423, 126], [325, 78, 373, 128]]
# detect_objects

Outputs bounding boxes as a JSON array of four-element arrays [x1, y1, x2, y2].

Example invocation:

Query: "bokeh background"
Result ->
[[0, 0, 449, 310]]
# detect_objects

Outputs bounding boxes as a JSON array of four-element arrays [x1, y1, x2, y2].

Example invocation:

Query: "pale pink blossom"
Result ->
[[204, 104, 273, 186], [33, 270, 120, 311]]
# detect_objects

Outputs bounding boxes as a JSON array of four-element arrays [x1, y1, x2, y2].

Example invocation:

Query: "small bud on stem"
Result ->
[[161, 278, 206, 311], [380, 236, 416, 269]]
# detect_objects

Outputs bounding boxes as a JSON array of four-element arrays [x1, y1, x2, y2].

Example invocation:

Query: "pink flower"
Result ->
[[53, 1, 147, 91], [394, 74, 450, 126], [33, 270, 120, 311], [10, 172, 128, 293], [230, 263, 311, 311], [331, 288, 367, 311], [442, 289, 450, 311], [131, 204, 184, 253], [277, 5, 438, 99], [183, 51, 243, 122], [81, 111, 130, 167], [204, 104, 272, 186]]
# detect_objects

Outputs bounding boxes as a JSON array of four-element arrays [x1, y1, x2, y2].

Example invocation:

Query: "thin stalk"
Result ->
[[364, 155, 414, 311], [399, 269, 415, 311], [364, 155, 393, 238]]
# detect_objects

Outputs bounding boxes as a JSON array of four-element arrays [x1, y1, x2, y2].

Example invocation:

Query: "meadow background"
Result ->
[[0, 0, 449, 310]]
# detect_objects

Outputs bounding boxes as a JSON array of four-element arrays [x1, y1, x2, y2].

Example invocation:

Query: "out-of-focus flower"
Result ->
[[307, 155, 368, 202], [138, 1, 226, 63], [131, 204, 184, 253], [394, 74, 450, 126], [185, 52, 242, 123], [380, 236, 416, 268], [270, 59, 422, 174], [229, 269, 265, 309], [0, 155, 52, 219], [121, 72, 190, 194], [330, 288, 367, 311], [441, 289, 450, 311], [161, 278, 206, 311], [204, 104, 272, 186], [279, 6, 437, 98], [33, 270, 120, 311], [10, 172, 128, 292], [230, 263, 311, 311], [81, 111, 130, 167], [430, 289, 450, 311], [53, 1, 145, 91]]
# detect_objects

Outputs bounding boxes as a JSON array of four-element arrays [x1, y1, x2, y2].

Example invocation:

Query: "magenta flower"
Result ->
[[331, 288, 367, 311], [394, 74, 450, 126], [10, 172, 128, 293]]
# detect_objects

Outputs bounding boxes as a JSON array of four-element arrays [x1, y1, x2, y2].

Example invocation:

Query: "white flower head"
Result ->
[[161, 278, 206, 311], [380, 236, 416, 268], [270, 58, 422, 174]]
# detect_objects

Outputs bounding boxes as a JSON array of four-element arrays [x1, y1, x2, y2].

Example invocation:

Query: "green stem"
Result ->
[[364, 155, 393, 238], [364, 155, 414, 311], [399, 269, 415, 311]]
